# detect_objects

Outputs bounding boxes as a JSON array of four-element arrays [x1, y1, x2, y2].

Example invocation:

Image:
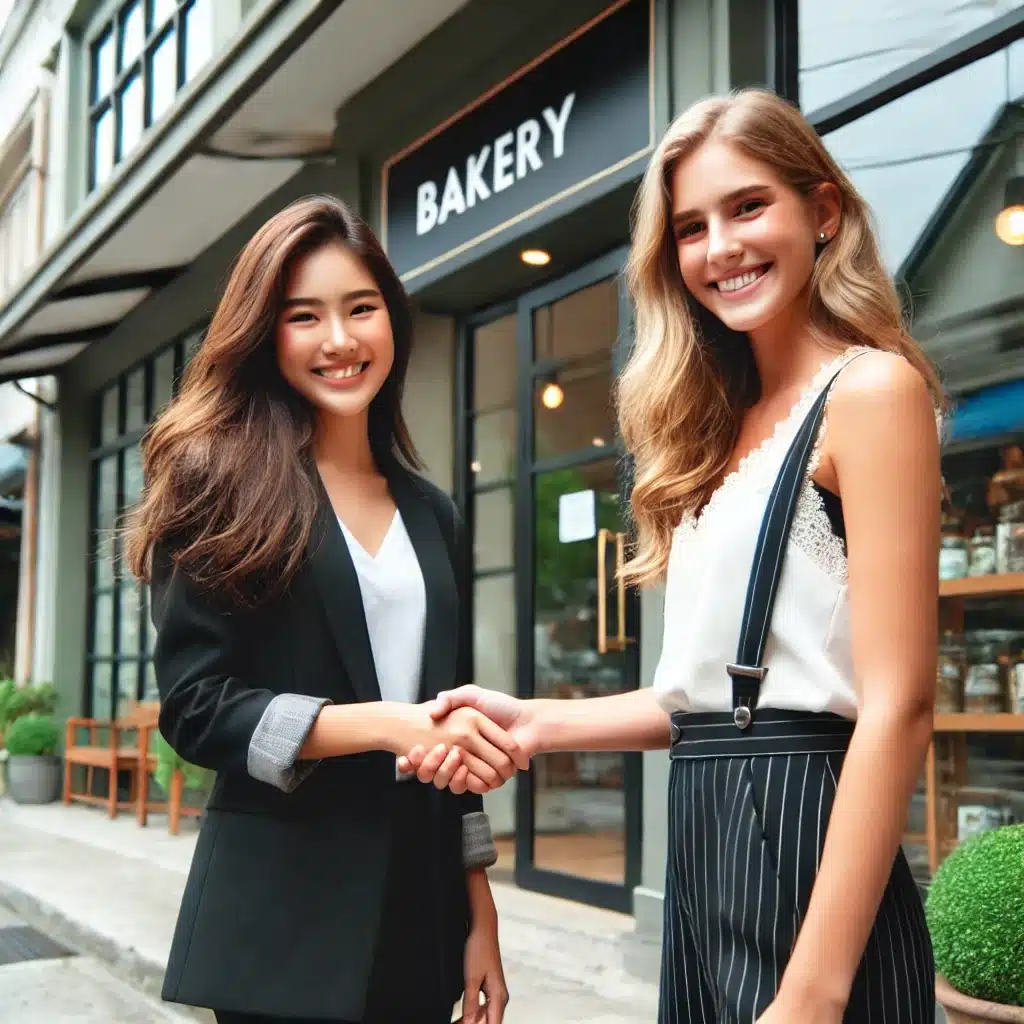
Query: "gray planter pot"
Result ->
[[7, 754, 62, 805]]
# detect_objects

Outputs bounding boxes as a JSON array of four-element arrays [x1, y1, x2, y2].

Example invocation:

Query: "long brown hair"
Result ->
[[617, 88, 945, 587], [125, 194, 420, 602]]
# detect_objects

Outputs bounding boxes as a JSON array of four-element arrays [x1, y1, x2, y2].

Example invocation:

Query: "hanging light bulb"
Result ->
[[995, 176, 1024, 246], [541, 379, 564, 409]]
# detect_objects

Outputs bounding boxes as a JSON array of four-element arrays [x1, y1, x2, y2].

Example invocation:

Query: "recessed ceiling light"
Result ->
[[521, 248, 551, 266]]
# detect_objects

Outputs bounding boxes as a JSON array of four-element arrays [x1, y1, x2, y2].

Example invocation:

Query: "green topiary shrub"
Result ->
[[926, 823, 1024, 1006], [4, 714, 60, 757]]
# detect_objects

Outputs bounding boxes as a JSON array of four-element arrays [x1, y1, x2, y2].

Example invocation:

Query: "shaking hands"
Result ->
[[398, 686, 538, 795]]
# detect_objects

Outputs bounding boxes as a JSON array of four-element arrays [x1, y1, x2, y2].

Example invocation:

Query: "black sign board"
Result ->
[[381, 0, 653, 283]]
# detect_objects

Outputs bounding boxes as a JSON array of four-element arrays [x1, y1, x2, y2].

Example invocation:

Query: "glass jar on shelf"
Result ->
[[936, 631, 965, 713], [1010, 648, 1024, 715], [996, 500, 1024, 574], [968, 526, 997, 577], [939, 530, 969, 581], [963, 632, 1006, 714]]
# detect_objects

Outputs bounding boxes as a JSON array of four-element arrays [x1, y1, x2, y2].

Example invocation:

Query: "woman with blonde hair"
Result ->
[[403, 88, 941, 1022]]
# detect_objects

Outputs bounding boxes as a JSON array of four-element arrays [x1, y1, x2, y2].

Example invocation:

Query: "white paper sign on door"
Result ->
[[558, 489, 596, 543]]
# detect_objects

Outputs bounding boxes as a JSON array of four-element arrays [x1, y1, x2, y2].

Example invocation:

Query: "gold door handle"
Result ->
[[597, 528, 635, 654]]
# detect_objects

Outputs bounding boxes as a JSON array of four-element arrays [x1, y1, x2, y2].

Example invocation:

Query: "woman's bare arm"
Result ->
[[772, 351, 940, 1011]]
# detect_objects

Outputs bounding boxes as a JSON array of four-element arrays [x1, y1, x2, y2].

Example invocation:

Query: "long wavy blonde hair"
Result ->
[[617, 88, 944, 587]]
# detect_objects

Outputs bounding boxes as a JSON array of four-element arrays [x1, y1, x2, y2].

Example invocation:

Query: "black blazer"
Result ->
[[151, 466, 480, 1018]]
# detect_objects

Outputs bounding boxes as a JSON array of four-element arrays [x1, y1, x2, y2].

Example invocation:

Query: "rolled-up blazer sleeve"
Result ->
[[151, 542, 328, 793]]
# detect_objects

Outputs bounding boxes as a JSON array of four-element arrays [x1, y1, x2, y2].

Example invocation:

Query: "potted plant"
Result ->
[[0, 679, 58, 744], [4, 713, 62, 804], [927, 823, 1024, 1022]]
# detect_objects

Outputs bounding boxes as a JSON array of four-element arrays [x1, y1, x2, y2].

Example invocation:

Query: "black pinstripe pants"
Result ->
[[658, 718, 934, 1023]]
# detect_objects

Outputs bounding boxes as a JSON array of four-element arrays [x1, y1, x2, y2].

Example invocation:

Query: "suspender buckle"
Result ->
[[727, 665, 765, 731], [726, 664, 768, 681]]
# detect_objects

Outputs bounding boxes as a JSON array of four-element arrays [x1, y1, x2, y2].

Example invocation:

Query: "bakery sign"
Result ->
[[381, 0, 654, 283]]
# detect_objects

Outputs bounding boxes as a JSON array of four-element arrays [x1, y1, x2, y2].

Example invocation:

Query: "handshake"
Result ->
[[394, 685, 538, 796]]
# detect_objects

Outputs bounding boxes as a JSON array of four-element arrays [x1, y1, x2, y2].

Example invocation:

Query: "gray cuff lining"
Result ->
[[462, 810, 498, 869], [247, 693, 330, 794]]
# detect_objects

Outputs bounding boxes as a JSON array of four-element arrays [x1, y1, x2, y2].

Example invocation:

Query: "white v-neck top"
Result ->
[[653, 347, 871, 721], [338, 510, 426, 705]]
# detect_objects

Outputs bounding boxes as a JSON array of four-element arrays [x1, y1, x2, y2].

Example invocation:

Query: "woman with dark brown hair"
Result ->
[[126, 194, 522, 1024]]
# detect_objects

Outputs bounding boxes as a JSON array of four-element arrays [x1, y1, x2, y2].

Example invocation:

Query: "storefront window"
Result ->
[[86, 328, 202, 719], [87, 0, 219, 191], [799, 1, 1021, 111], [803, 9, 1024, 883], [820, 41, 1024, 273]]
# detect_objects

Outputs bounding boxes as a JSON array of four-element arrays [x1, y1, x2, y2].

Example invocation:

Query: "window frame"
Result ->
[[85, 320, 206, 720], [84, 0, 209, 193]]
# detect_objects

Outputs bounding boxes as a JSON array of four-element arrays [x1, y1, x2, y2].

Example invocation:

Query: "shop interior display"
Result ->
[[906, 442, 1024, 880]]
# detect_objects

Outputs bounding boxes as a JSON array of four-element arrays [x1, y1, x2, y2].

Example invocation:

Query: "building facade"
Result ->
[[0, 0, 1022, 931]]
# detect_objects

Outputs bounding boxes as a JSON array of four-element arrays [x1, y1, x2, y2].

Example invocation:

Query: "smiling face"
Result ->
[[275, 240, 395, 424], [670, 139, 839, 340]]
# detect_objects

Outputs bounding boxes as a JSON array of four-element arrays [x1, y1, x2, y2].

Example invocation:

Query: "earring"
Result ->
[[819, 231, 827, 241]]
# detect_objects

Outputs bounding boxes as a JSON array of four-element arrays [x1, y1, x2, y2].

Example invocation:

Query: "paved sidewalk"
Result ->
[[0, 800, 660, 1023], [0, 900, 185, 1023]]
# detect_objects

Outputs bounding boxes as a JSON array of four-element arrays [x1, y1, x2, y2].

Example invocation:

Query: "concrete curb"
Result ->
[[0, 882, 210, 1023]]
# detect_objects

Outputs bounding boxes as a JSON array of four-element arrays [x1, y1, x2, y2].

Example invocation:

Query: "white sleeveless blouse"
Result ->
[[653, 347, 871, 721]]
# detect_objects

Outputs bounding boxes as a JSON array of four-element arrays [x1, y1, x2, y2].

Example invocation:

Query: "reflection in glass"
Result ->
[[97, 456, 118, 533], [800, 2, 1019, 111], [533, 277, 618, 364], [100, 385, 119, 444], [91, 662, 113, 720], [142, 589, 155, 654], [473, 573, 517, 847], [184, 329, 203, 364], [119, 72, 145, 158], [143, 659, 159, 702], [473, 313, 516, 413], [92, 31, 115, 101], [821, 43, 1024, 273], [473, 487, 514, 572], [153, 346, 176, 414], [534, 359, 614, 461], [149, 28, 178, 122], [117, 662, 140, 719], [151, 0, 177, 29], [93, 592, 114, 655], [123, 444, 144, 510], [119, 2, 145, 69], [532, 277, 618, 461], [120, 582, 142, 657], [472, 409, 515, 486], [531, 461, 628, 883], [93, 107, 116, 187], [184, 0, 214, 83], [125, 368, 146, 432]]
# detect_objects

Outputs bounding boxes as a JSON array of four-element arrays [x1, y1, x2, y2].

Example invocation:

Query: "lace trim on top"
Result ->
[[677, 346, 871, 583]]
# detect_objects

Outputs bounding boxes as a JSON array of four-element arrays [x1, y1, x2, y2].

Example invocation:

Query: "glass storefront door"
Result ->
[[462, 247, 642, 912]]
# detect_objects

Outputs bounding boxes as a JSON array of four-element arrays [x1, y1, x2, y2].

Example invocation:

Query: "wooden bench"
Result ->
[[63, 714, 146, 818], [62, 701, 204, 834], [128, 701, 204, 835]]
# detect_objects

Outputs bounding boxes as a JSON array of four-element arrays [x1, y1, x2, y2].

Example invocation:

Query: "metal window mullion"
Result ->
[[174, 6, 186, 91]]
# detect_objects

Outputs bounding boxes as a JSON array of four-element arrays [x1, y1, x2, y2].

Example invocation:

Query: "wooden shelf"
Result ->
[[939, 572, 1024, 599], [934, 713, 1024, 732]]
